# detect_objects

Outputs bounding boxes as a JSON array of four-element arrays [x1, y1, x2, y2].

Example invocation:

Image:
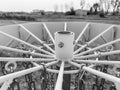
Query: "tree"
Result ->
[[99, 0, 111, 14], [64, 3, 70, 12], [65, 7, 75, 15], [105, 0, 111, 14], [80, 0, 85, 10], [111, 0, 120, 15], [93, 3, 100, 14], [54, 4, 59, 12]]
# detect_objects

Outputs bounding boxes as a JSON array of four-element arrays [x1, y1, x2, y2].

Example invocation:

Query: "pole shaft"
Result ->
[[55, 62, 64, 90]]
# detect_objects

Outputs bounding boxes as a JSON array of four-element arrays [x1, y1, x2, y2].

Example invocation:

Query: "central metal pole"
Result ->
[[55, 31, 74, 61], [54, 31, 74, 90]]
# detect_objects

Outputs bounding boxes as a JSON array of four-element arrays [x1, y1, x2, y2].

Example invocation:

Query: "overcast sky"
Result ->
[[0, 0, 99, 12]]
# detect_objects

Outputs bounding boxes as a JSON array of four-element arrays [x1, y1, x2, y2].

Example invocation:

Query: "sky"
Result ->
[[0, 0, 99, 12]]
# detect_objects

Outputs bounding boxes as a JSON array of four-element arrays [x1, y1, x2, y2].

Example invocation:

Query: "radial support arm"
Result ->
[[64, 22, 67, 31], [75, 38, 120, 57], [75, 23, 90, 45], [74, 60, 120, 65], [55, 61, 65, 90], [0, 57, 55, 62], [42, 23, 55, 44], [0, 60, 58, 84], [74, 25, 115, 54], [74, 49, 120, 59], [68, 61, 120, 84], [0, 31, 54, 55], [0, 79, 13, 90], [18, 24, 55, 53], [5, 39, 14, 47], [0, 45, 53, 58]]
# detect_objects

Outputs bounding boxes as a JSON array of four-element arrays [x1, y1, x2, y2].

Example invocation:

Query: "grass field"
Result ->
[[0, 16, 119, 27], [0, 20, 29, 26]]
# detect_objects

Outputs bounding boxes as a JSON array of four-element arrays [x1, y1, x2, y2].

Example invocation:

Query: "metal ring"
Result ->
[[80, 64, 86, 70], [106, 45, 113, 52], [97, 52, 101, 58], [5, 61, 17, 72], [41, 42, 45, 46]]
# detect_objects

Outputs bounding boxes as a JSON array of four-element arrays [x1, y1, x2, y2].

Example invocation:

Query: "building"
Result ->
[[75, 9, 87, 16], [45, 11, 54, 15], [32, 9, 45, 15]]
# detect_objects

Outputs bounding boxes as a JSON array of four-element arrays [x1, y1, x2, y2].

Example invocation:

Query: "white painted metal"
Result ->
[[18, 24, 55, 53], [0, 79, 13, 90], [69, 61, 120, 84], [5, 39, 14, 47], [33, 61, 79, 74], [0, 45, 53, 58], [0, 57, 55, 62], [75, 23, 90, 45], [64, 22, 67, 31], [5, 61, 17, 72], [55, 61, 64, 90], [0, 61, 58, 84], [75, 60, 120, 65], [74, 49, 120, 59], [55, 31, 74, 61], [42, 23, 55, 44], [47, 68, 79, 74], [0, 31, 54, 55], [25, 34, 31, 42], [0, 22, 120, 90], [75, 38, 120, 57], [74, 25, 115, 54], [115, 83, 120, 90]]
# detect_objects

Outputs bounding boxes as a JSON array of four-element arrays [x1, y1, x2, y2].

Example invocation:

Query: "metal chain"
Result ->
[[92, 65, 103, 90], [8, 79, 20, 90], [74, 73, 79, 90], [23, 62, 36, 90], [6, 64, 20, 90], [39, 63, 48, 90], [92, 84, 99, 90], [0, 61, 7, 75], [110, 84, 117, 90]]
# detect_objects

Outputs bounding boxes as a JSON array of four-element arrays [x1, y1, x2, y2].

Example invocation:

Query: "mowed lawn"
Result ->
[[0, 20, 29, 26], [0, 17, 120, 26]]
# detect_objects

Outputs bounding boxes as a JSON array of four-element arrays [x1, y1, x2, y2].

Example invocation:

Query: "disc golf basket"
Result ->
[[0, 22, 120, 90]]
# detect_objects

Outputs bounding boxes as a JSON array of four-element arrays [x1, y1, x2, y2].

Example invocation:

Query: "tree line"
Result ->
[[0, 12, 36, 21], [54, 0, 120, 17]]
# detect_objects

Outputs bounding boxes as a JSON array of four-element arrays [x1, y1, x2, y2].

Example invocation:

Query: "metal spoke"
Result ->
[[74, 49, 120, 59], [75, 23, 90, 45], [74, 25, 115, 54], [75, 38, 120, 57], [0, 30, 54, 55], [0, 45, 54, 58], [0, 60, 58, 84], [18, 24, 55, 53], [68, 61, 120, 84], [64, 22, 67, 31], [55, 61, 64, 90], [42, 23, 55, 44], [74, 60, 120, 65], [0, 79, 13, 90], [0, 57, 55, 62], [5, 39, 14, 47], [25, 34, 31, 42]]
